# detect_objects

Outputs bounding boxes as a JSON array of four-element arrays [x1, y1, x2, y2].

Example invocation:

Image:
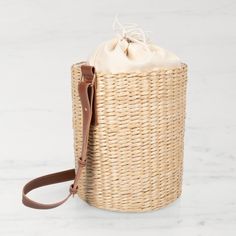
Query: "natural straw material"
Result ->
[[71, 63, 188, 212]]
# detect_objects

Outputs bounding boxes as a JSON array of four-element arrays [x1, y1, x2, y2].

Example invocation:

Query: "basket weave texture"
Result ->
[[71, 63, 188, 212]]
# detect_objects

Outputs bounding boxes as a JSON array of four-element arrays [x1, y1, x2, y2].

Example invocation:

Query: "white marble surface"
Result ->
[[0, 0, 236, 235]]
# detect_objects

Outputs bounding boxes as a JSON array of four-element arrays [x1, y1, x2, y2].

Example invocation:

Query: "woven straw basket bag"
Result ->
[[22, 60, 187, 212], [72, 62, 187, 212]]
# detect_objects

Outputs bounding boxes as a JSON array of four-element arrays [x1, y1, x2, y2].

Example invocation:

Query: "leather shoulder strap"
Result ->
[[22, 65, 96, 209]]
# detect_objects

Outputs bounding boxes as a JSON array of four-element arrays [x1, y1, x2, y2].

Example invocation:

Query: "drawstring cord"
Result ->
[[112, 16, 151, 52]]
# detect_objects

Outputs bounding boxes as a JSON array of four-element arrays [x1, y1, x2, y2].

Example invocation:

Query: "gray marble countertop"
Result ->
[[0, 0, 235, 235]]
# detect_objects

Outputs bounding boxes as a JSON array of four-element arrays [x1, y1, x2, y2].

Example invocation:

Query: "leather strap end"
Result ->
[[81, 65, 98, 126]]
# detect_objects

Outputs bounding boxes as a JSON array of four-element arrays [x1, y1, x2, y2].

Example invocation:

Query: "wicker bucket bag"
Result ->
[[22, 62, 188, 212]]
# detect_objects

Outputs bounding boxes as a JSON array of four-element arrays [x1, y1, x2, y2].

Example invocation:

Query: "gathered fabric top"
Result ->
[[88, 18, 181, 74]]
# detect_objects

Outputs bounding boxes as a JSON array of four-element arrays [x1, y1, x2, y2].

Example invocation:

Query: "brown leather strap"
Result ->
[[22, 65, 96, 209], [22, 169, 75, 209]]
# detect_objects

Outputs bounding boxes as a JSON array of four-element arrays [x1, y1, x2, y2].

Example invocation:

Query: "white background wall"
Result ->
[[0, 0, 235, 235]]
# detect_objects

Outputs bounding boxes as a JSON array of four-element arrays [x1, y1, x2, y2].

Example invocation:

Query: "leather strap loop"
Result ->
[[22, 65, 96, 209], [22, 169, 75, 209]]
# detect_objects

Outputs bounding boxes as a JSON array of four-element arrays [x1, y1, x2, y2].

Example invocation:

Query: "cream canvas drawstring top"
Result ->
[[88, 19, 181, 74]]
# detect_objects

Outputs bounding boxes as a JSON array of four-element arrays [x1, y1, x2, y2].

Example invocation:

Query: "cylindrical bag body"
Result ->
[[71, 63, 188, 212]]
